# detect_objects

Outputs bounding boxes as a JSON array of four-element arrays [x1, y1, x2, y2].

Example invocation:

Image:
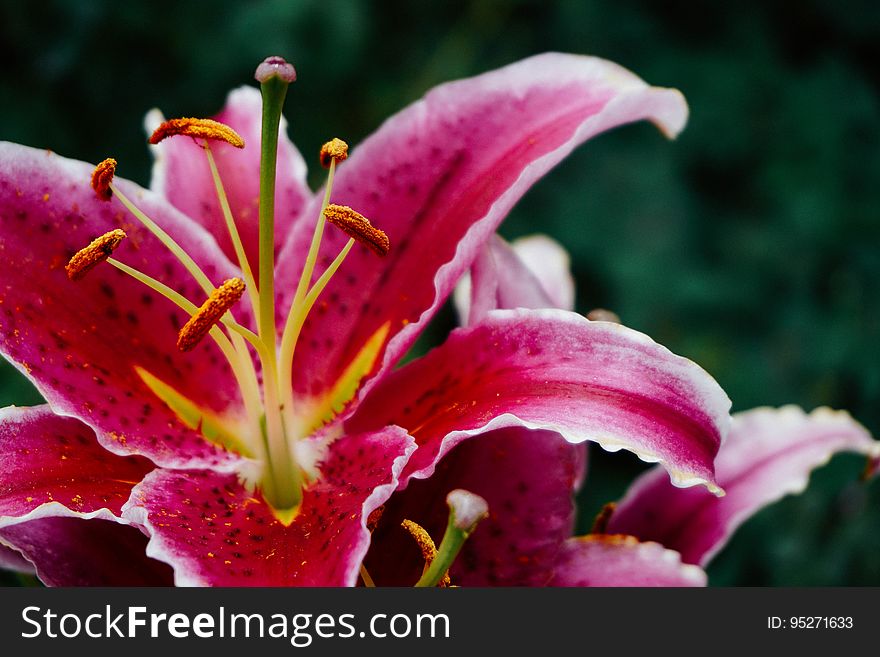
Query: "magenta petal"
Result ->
[[0, 518, 173, 586], [455, 234, 574, 326], [123, 427, 414, 586], [0, 543, 34, 574], [0, 405, 171, 585], [0, 405, 153, 519], [148, 86, 312, 270], [349, 308, 730, 492], [367, 427, 585, 586], [0, 142, 248, 470], [609, 405, 880, 567], [548, 535, 706, 586], [275, 53, 687, 401]]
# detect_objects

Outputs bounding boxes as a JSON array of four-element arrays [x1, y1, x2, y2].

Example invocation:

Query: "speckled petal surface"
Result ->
[[123, 427, 414, 586], [274, 52, 688, 405], [0, 142, 248, 470], [0, 405, 153, 520], [366, 427, 585, 586], [349, 308, 730, 493], [609, 405, 880, 566], [0, 405, 171, 585], [148, 86, 312, 271], [547, 535, 707, 586]]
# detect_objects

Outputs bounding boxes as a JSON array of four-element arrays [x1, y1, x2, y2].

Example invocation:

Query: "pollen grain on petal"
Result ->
[[323, 204, 390, 257], [91, 158, 117, 201], [66, 229, 126, 280], [177, 278, 246, 352], [319, 138, 348, 168], [149, 118, 245, 149]]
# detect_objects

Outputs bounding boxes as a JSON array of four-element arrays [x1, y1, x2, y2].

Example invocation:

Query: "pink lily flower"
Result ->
[[0, 53, 735, 586], [394, 233, 878, 585]]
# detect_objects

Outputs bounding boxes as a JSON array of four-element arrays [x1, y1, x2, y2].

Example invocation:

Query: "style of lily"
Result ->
[[1, 52, 758, 587], [367, 233, 880, 586]]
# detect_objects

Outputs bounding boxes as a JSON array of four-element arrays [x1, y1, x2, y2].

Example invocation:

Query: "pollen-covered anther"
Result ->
[[149, 118, 245, 149], [319, 138, 349, 168], [323, 204, 390, 256], [91, 158, 117, 201], [66, 229, 126, 280], [401, 519, 451, 587], [177, 278, 246, 352]]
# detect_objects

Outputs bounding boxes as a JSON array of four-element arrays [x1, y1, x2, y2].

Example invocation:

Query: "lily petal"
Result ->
[[366, 427, 585, 586], [0, 543, 34, 574], [275, 52, 688, 404], [1, 518, 173, 586], [548, 535, 707, 586], [0, 142, 248, 470], [454, 234, 574, 326], [123, 427, 414, 586], [0, 405, 153, 520], [147, 86, 312, 271], [608, 405, 880, 566], [349, 308, 730, 493], [0, 405, 172, 585]]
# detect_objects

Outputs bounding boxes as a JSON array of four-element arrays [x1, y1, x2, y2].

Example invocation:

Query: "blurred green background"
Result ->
[[1, 0, 878, 585]]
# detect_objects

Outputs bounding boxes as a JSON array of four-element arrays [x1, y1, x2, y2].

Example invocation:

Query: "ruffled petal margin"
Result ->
[[123, 427, 414, 586], [0, 405, 171, 585], [349, 309, 730, 494], [547, 535, 707, 586], [608, 405, 880, 566]]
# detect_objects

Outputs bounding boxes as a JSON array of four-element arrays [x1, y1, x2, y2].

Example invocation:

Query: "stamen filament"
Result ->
[[105, 257, 264, 452], [359, 565, 376, 588], [106, 258, 262, 352], [109, 184, 216, 297], [277, 158, 337, 408], [278, 238, 355, 428], [203, 143, 260, 315]]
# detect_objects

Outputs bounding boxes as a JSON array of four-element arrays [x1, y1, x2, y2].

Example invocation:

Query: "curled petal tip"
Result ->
[[446, 489, 488, 533], [254, 56, 297, 83]]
